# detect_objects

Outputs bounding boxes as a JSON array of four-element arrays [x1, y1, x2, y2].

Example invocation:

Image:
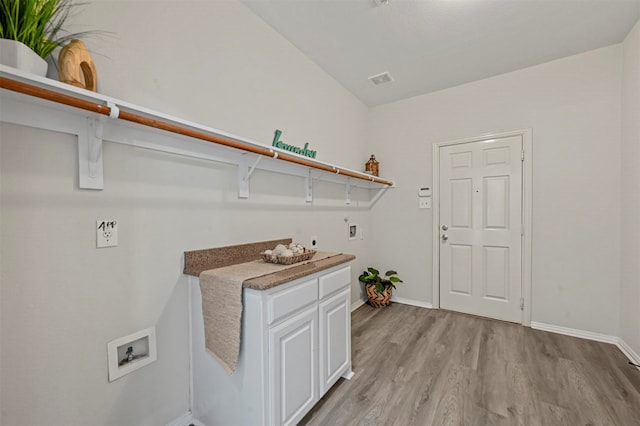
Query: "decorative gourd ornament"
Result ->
[[58, 39, 97, 91]]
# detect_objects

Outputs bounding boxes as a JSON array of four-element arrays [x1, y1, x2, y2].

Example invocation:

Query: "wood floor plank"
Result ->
[[300, 303, 640, 426]]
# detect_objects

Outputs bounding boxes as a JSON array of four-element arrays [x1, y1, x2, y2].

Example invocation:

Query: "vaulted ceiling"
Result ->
[[241, 0, 640, 106]]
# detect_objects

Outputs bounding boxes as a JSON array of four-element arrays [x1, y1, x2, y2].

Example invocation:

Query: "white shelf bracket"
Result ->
[[369, 186, 390, 208], [246, 156, 262, 181], [237, 154, 261, 199], [78, 116, 104, 190], [345, 179, 352, 205], [306, 169, 313, 203], [238, 155, 250, 199]]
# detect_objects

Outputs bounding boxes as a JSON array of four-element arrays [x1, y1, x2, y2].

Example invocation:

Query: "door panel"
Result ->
[[450, 245, 472, 295], [484, 176, 509, 228], [483, 146, 510, 166], [483, 246, 509, 300], [451, 150, 472, 168], [451, 179, 473, 228], [269, 305, 318, 426], [439, 135, 523, 322], [319, 289, 350, 395]]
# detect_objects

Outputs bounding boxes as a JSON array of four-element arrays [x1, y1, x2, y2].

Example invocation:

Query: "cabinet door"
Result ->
[[319, 288, 351, 395], [269, 305, 318, 426]]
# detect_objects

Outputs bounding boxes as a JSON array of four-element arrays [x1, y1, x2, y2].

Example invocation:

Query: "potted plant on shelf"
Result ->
[[0, 0, 92, 76], [359, 267, 403, 308]]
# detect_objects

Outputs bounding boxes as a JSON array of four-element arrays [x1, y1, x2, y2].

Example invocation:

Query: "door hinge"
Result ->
[[521, 224, 524, 236], [520, 298, 525, 310], [521, 150, 525, 161]]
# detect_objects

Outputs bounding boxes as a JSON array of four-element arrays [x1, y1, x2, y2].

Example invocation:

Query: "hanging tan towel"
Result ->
[[199, 251, 338, 374]]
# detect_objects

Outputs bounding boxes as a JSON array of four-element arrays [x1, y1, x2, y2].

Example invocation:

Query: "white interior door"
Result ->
[[439, 135, 523, 323]]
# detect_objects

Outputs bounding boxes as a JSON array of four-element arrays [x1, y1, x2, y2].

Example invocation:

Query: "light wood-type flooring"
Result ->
[[300, 303, 640, 426]]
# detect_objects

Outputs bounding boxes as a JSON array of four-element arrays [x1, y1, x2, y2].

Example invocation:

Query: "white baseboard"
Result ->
[[391, 297, 433, 309], [531, 321, 640, 369], [617, 338, 640, 368], [530, 321, 618, 344], [351, 297, 433, 310], [166, 411, 206, 426], [351, 298, 366, 312]]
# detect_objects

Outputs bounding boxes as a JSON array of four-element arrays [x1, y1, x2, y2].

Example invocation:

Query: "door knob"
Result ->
[[442, 224, 448, 231], [442, 234, 449, 241]]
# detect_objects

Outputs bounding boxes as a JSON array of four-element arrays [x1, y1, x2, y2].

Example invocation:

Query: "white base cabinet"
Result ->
[[189, 264, 353, 426]]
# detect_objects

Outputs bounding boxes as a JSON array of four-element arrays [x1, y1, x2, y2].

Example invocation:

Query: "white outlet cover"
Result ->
[[97, 219, 118, 248]]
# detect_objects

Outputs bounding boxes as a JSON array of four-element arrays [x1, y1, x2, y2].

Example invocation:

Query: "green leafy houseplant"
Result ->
[[358, 267, 403, 292], [0, 0, 92, 58], [359, 267, 402, 308]]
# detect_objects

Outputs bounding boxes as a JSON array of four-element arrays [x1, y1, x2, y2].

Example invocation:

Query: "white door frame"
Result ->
[[432, 129, 533, 326]]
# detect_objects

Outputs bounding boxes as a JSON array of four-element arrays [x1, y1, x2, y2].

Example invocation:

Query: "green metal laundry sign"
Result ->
[[272, 129, 317, 159]]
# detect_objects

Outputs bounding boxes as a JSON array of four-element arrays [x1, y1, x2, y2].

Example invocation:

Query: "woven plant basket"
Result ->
[[366, 284, 393, 308]]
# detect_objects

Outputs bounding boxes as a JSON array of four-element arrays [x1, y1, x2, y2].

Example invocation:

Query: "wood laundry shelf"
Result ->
[[0, 66, 394, 204]]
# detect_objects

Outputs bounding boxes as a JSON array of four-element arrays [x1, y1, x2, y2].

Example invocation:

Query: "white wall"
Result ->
[[368, 45, 623, 336], [0, 1, 371, 425], [620, 20, 640, 358]]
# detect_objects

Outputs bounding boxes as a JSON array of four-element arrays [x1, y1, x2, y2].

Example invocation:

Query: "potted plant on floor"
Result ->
[[0, 0, 92, 76], [359, 267, 403, 308]]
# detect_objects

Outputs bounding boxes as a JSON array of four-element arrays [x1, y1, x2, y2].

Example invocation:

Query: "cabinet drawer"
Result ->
[[267, 278, 318, 325], [319, 266, 351, 299]]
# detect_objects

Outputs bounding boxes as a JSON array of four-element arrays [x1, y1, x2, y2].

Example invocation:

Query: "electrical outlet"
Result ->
[[310, 235, 319, 249], [97, 219, 118, 248]]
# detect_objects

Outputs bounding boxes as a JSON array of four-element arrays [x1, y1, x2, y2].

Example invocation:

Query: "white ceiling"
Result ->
[[241, 0, 640, 106]]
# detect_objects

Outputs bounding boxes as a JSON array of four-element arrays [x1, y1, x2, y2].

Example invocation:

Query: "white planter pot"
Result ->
[[0, 39, 48, 77]]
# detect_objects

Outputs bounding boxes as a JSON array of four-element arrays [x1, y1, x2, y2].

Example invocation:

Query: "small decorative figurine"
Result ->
[[365, 154, 379, 176], [58, 39, 97, 91]]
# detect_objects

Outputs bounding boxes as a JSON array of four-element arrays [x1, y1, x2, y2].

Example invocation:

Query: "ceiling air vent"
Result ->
[[368, 72, 394, 86]]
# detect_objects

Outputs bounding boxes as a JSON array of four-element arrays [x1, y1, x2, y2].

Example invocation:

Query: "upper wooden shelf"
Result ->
[[0, 66, 394, 204]]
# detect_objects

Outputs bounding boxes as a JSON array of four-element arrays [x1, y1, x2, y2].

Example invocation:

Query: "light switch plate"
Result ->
[[419, 198, 432, 209]]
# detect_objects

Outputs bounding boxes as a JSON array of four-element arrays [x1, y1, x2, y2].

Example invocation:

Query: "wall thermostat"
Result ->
[[418, 187, 432, 197]]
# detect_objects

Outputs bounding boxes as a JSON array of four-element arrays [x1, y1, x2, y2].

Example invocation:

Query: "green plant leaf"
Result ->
[[358, 272, 371, 283], [385, 270, 398, 276], [0, 0, 99, 58], [367, 267, 380, 276]]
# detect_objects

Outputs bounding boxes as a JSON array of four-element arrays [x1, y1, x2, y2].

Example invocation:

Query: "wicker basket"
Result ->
[[366, 284, 393, 308], [261, 249, 316, 265]]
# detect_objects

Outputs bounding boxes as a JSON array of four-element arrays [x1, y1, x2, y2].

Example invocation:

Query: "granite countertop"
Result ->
[[184, 239, 355, 291]]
